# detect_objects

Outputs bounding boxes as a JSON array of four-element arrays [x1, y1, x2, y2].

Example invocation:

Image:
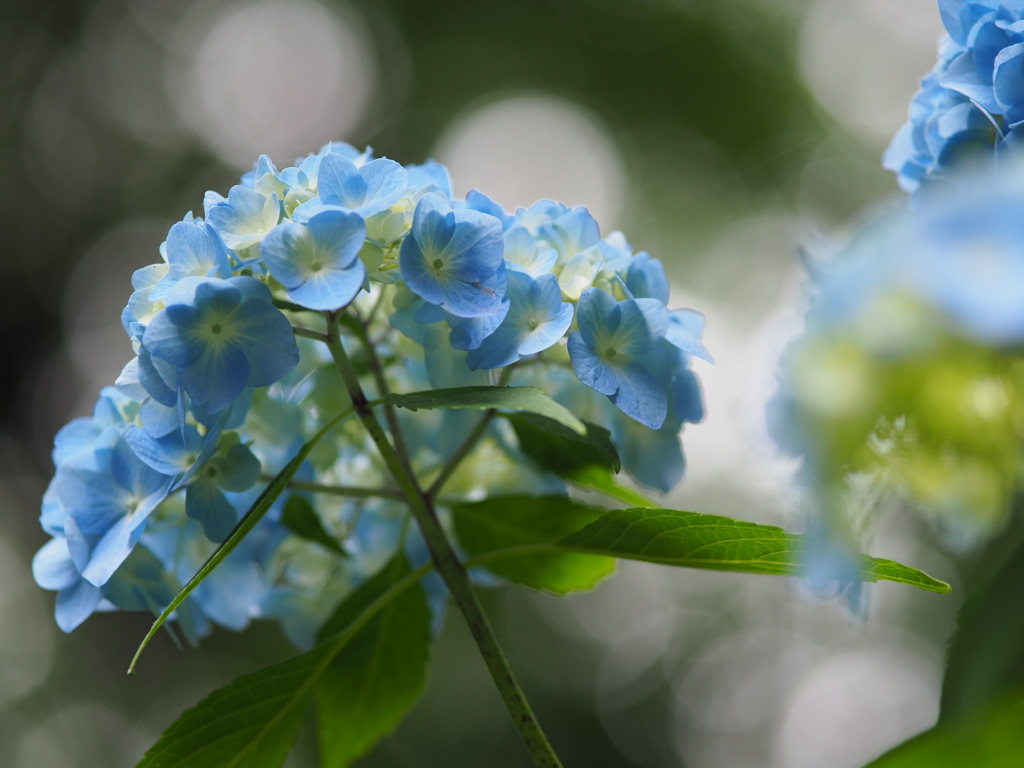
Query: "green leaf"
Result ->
[[461, 502, 948, 593], [566, 465, 655, 508], [314, 557, 431, 767], [137, 644, 332, 768], [865, 689, 1024, 768], [451, 496, 616, 595], [941, 533, 1024, 721], [137, 556, 431, 768], [506, 413, 621, 473], [129, 406, 356, 674], [386, 386, 585, 435], [556, 507, 951, 592], [281, 494, 346, 556]]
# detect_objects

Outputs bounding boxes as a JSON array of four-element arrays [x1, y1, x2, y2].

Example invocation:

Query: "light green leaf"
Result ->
[[566, 465, 655, 508], [137, 556, 431, 768], [386, 386, 585, 435], [505, 413, 621, 473], [281, 494, 346, 556], [556, 507, 951, 592], [865, 689, 1024, 767], [314, 557, 431, 767], [128, 406, 356, 675], [451, 496, 616, 595]]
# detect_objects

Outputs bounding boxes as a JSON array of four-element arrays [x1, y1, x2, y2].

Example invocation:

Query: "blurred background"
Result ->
[[0, 0, 965, 766]]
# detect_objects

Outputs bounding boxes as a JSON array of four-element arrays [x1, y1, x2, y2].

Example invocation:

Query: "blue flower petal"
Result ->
[[33, 537, 80, 591], [55, 578, 103, 633], [186, 475, 238, 542]]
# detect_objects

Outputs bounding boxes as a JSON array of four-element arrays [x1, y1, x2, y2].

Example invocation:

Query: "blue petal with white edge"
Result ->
[[207, 186, 281, 250]]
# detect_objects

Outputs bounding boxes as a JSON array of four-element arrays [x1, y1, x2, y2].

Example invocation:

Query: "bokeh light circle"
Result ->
[[434, 93, 627, 228], [775, 648, 940, 768], [172, 0, 375, 167], [800, 0, 944, 144]]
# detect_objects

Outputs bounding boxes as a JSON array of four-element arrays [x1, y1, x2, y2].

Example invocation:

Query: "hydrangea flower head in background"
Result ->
[[771, 161, 1024, 602], [884, 0, 1024, 192]]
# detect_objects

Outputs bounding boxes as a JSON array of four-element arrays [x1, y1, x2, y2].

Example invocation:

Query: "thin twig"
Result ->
[[265, 477, 405, 501], [350, 315, 414, 472], [293, 326, 328, 343], [427, 410, 497, 499], [427, 365, 514, 498]]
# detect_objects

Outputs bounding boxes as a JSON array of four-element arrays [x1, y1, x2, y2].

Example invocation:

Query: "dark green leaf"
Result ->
[[506, 413, 621, 473], [137, 556, 431, 768], [941, 533, 1024, 721], [137, 645, 331, 768], [281, 494, 346, 556], [556, 508, 951, 592], [386, 386, 585, 434], [865, 689, 1024, 767], [451, 496, 616, 594], [128, 406, 356, 674], [314, 557, 431, 767]]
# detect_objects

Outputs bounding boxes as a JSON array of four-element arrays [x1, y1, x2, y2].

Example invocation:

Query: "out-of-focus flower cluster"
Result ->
[[771, 165, 1024, 601], [33, 142, 709, 641], [883, 0, 1024, 192]]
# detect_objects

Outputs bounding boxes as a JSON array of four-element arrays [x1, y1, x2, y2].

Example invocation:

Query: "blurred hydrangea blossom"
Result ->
[[771, 163, 1024, 603], [33, 141, 708, 639], [883, 0, 1024, 192]]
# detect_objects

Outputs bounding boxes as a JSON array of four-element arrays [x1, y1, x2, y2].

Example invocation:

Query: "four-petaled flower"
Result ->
[[468, 271, 574, 369], [399, 192, 506, 318], [143, 276, 299, 413], [567, 287, 670, 429], [261, 209, 368, 311]]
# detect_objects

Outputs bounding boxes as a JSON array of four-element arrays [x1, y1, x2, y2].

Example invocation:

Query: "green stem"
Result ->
[[322, 316, 564, 768], [268, 478, 405, 501], [293, 326, 328, 343], [350, 313, 414, 473]]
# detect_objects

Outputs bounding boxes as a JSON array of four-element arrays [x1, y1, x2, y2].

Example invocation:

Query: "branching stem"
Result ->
[[321, 314, 564, 768], [348, 313, 414, 473]]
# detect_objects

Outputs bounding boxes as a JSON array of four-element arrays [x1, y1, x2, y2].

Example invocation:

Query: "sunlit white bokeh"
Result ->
[[169, 0, 376, 167], [434, 94, 627, 228], [800, 0, 945, 144], [774, 646, 941, 768], [667, 214, 807, 521]]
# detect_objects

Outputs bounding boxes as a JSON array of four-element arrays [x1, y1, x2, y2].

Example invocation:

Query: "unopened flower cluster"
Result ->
[[884, 0, 1024, 192], [33, 142, 709, 640]]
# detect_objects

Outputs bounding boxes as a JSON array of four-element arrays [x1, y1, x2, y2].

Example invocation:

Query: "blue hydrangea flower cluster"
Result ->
[[34, 142, 709, 639], [770, 163, 1024, 604], [883, 0, 1024, 192]]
